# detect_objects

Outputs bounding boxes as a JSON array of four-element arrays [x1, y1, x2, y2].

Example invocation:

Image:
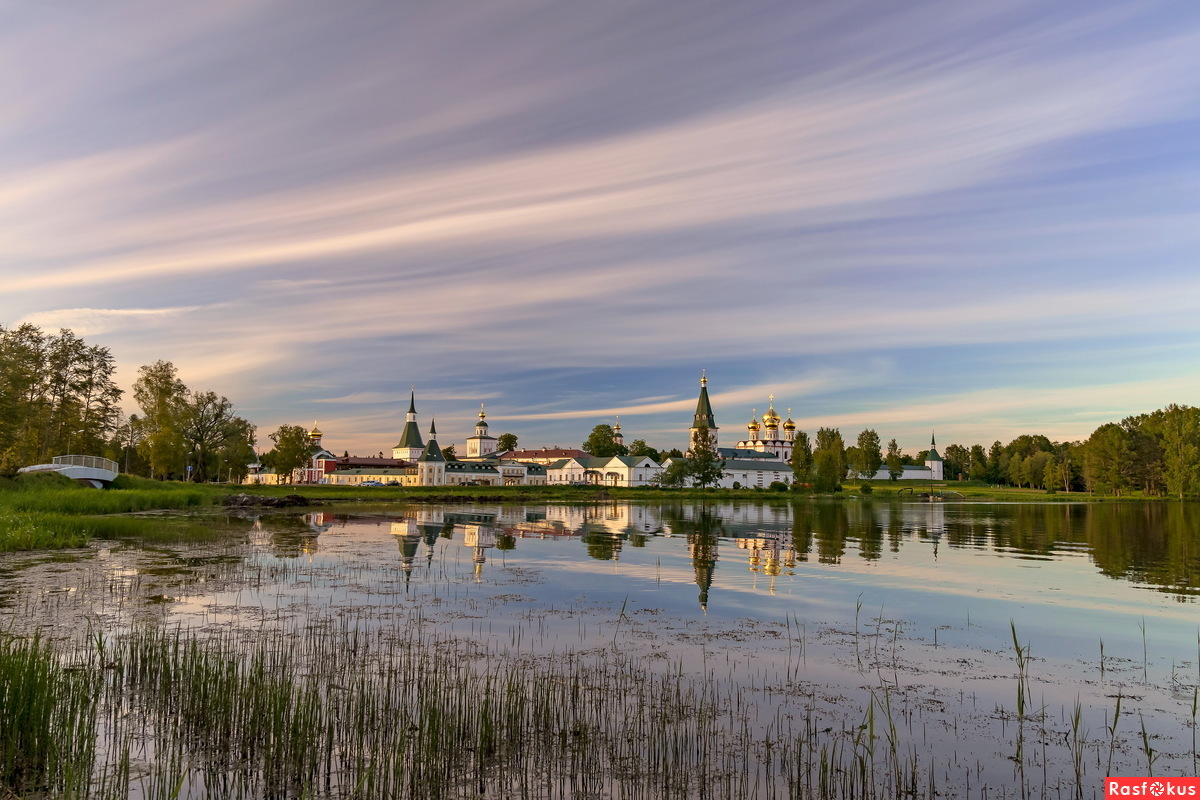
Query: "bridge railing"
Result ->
[[52, 455, 119, 473]]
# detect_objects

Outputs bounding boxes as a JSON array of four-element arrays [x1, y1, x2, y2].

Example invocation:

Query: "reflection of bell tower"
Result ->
[[463, 525, 495, 580], [688, 535, 719, 613], [391, 521, 423, 581]]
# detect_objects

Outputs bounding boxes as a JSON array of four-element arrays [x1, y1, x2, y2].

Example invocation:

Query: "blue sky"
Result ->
[[3, 1, 1200, 456]]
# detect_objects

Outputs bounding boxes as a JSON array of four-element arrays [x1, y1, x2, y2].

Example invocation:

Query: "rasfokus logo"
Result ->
[[1107, 778, 1200, 797]]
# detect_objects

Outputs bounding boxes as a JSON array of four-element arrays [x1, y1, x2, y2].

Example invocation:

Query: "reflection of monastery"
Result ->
[[244, 374, 939, 488], [376, 502, 949, 611]]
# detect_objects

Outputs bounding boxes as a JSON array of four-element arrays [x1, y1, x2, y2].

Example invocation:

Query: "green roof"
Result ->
[[418, 426, 445, 463], [394, 421, 424, 449], [693, 384, 716, 429]]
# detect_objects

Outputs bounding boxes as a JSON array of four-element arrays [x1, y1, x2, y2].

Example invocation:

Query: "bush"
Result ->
[[768, 481, 789, 492], [859, 483, 873, 495]]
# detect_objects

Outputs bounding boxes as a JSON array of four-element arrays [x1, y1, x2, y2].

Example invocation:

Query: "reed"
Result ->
[[0, 632, 98, 796]]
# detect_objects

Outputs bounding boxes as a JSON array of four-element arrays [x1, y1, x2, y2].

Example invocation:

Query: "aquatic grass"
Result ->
[[0, 510, 224, 552], [0, 632, 98, 796]]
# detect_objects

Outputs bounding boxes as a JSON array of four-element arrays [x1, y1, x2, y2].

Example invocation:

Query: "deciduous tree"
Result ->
[[886, 439, 903, 481], [267, 425, 311, 484], [791, 431, 813, 484], [496, 433, 518, 453], [853, 429, 883, 482], [582, 424, 628, 458]]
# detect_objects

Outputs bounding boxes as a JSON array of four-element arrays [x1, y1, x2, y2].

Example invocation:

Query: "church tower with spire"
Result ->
[[689, 371, 719, 453], [465, 404, 497, 458], [925, 432, 943, 480], [392, 391, 426, 461]]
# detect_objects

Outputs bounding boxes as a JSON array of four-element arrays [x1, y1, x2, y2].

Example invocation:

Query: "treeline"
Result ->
[[789, 404, 1200, 498], [0, 324, 255, 482]]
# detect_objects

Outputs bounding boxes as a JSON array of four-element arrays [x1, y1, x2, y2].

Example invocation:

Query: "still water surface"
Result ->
[[3, 499, 1198, 796]]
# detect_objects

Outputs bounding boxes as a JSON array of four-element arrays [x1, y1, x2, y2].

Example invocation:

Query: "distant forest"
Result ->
[[2, 323, 1197, 497]]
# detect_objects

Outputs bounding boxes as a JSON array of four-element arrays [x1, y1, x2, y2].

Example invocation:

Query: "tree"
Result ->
[[987, 441, 1004, 484], [496, 433, 518, 453], [441, 444, 457, 461], [582, 424, 628, 458], [267, 425, 311, 484], [853, 429, 883, 481], [686, 425, 725, 488], [217, 417, 256, 483], [812, 427, 845, 492], [133, 361, 188, 479], [886, 439, 903, 481], [968, 444, 988, 481], [180, 390, 240, 482], [943, 444, 969, 481], [627, 439, 660, 462], [791, 431, 813, 484], [0, 324, 123, 465], [655, 459, 690, 488], [1150, 404, 1200, 500], [1084, 423, 1129, 495]]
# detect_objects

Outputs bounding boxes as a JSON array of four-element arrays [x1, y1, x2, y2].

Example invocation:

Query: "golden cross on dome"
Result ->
[[768, 394, 775, 405]]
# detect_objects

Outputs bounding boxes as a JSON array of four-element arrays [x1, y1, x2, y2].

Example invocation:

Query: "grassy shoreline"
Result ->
[[0, 471, 1177, 554]]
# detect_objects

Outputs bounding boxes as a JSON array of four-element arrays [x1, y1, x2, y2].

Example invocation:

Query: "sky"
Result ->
[[3, 0, 1200, 457]]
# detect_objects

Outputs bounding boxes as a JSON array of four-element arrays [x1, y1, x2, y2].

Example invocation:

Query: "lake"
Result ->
[[2, 499, 1198, 798]]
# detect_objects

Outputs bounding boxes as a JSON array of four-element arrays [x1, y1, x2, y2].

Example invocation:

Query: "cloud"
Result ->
[[18, 306, 203, 336]]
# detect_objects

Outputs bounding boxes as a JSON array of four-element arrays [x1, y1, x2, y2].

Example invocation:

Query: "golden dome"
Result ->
[[762, 395, 780, 426], [783, 409, 796, 431], [309, 422, 323, 438], [747, 410, 761, 433]]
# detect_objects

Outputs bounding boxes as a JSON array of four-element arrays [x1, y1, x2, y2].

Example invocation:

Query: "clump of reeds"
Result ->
[[0, 632, 98, 796]]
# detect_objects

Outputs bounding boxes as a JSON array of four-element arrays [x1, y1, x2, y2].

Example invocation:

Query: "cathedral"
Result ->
[[688, 372, 797, 463], [734, 397, 798, 461]]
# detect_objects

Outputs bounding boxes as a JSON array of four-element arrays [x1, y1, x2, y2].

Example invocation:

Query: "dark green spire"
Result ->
[[693, 371, 717, 430], [418, 420, 445, 462]]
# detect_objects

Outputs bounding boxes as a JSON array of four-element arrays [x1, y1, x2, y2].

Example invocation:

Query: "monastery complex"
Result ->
[[245, 375, 943, 488]]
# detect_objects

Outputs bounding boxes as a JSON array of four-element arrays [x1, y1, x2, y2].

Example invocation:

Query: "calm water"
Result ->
[[3, 499, 1199, 797]]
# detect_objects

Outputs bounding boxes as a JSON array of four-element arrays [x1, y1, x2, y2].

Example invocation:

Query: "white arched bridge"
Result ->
[[18, 455, 120, 488]]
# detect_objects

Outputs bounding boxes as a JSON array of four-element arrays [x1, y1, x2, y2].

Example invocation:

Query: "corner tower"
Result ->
[[392, 391, 426, 461]]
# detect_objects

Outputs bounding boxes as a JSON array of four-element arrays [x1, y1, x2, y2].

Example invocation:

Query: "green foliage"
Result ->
[[852, 429, 882, 480], [0, 324, 123, 467], [582, 424, 628, 458], [886, 439, 903, 481], [627, 438, 660, 462], [791, 430, 813, 483], [768, 480, 789, 492], [133, 360, 189, 479], [266, 425, 311, 484], [685, 425, 725, 488], [813, 427, 845, 492], [441, 444, 457, 461], [496, 433, 519, 453]]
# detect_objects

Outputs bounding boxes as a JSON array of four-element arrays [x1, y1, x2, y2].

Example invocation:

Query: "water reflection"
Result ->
[[360, 501, 1199, 603]]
